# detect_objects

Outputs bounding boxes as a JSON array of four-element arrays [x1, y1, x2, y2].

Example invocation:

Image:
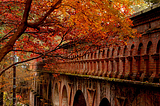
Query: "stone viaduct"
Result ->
[[30, 4, 160, 106]]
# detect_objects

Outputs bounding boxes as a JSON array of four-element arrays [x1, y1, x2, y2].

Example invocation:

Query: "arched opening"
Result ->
[[98, 50, 101, 72], [129, 44, 134, 78], [122, 46, 127, 77], [73, 90, 86, 106], [102, 50, 105, 58], [90, 52, 93, 71], [94, 52, 97, 72], [145, 41, 152, 78], [117, 47, 120, 56], [106, 49, 110, 73], [111, 48, 114, 77], [99, 98, 111, 106], [107, 49, 110, 58], [138, 43, 143, 55], [62, 86, 68, 106], [136, 43, 143, 79], [115, 47, 121, 77], [53, 83, 59, 106], [123, 46, 127, 56], [154, 40, 160, 82], [102, 50, 105, 73], [147, 41, 152, 54], [156, 40, 160, 53], [130, 44, 134, 56]]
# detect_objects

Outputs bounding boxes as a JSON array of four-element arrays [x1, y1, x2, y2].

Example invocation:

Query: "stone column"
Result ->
[[150, 53, 159, 82]]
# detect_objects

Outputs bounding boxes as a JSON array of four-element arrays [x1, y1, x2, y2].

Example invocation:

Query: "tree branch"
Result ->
[[0, 55, 42, 76], [0, 0, 32, 62], [27, 0, 62, 28], [22, 0, 32, 24]]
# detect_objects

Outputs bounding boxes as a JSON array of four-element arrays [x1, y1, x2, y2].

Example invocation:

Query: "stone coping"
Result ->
[[35, 70, 160, 88], [63, 73, 160, 88]]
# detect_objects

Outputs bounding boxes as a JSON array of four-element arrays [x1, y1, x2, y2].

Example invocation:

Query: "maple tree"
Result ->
[[0, 0, 140, 75], [0, 52, 34, 105]]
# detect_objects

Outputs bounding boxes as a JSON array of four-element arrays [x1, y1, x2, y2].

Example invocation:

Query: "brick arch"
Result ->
[[117, 46, 121, 56], [90, 52, 93, 59], [73, 90, 86, 106], [99, 98, 111, 106], [144, 41, 153, 79], [62, 85, 68, 106], [110, 48, 115, 77], [112, 48, 115, 57], [146, 41, 152, 54], [128, 44, 135, 79], [138, 43, 143, 55], [132, 93, 153, 106], [123, 45, 127, 56], [102, 49, 105, 58], [133, 43, 144, 80], [107, 48, 110, 57], [156, 40, 160, 53], [94, 52, 96, 59], [130, 44, 135, 56], [53, 83, 59, 106], [98, 49, 101, 58]]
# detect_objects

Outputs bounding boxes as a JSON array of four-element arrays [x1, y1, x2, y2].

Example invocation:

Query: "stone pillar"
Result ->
[[113, 57, 119, 78], [141, 54, 149, 81], [133, 55, 140, 80], [126, 56, 133, 79], [151, 53, 159, 82], [118, 57, 125, 78], [107, 58, 113, 77]]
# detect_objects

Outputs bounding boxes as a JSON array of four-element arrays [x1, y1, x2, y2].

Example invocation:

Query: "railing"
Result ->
[[57, 48, 160, 83]]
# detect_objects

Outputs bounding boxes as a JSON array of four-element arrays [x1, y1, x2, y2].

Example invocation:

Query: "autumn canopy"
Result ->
[[0, 0, 138, 75]]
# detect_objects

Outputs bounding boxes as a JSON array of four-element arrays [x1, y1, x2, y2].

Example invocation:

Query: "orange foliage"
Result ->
[[0, 0, 139, 73]]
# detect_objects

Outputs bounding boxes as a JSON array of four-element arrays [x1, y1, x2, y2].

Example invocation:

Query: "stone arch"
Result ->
[[99, 98, 111, 106], [62, 85, 68, 106], [73, 90, 86, 106], [53, 83, 59, 106]]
